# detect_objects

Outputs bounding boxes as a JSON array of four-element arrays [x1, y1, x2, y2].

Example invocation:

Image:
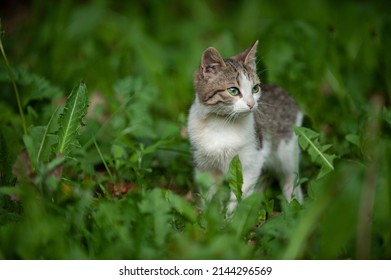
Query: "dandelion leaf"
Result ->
[[56, 81, 89, 157], [294, 127, 336, 179]]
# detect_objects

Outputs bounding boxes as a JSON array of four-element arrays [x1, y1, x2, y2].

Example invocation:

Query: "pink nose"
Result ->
[[247, 102, 254, 109]]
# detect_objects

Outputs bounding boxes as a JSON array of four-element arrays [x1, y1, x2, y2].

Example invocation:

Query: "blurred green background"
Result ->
[[0, 0, 390, 259], [2, 0, 389, 120]]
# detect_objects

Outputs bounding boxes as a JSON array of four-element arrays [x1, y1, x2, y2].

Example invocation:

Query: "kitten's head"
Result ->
[[194, 41, 261, 116]]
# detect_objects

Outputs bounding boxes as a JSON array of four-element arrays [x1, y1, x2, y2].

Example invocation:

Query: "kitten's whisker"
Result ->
[[223, 112, 235, 127], [226, 111, 238, 126], [254, 107, 262, 114], [216, 106, 227, 116]]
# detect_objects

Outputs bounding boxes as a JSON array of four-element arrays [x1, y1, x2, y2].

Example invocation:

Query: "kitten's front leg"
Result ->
[[226, 148, 265, 215], [226, 169, 261, 215]]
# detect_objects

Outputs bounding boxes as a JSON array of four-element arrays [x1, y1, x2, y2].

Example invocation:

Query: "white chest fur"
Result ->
[[188, 103, 257, 173]]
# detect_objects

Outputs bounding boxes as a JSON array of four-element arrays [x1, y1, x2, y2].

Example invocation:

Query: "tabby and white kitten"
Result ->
[[188, 41, 303, 213]]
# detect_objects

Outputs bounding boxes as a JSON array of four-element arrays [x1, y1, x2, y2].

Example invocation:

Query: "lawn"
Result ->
[[0, 0, 390, 259]]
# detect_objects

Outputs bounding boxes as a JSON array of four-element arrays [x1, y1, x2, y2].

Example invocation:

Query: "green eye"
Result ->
[[252, 84, 260, 94], [227, 87, 240, 96]]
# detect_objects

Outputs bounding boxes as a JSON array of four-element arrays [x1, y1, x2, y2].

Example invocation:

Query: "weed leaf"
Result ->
[[165, 190, 196, 223], [139, 189, 171, 247], [228, 155, 243, 200], [56, 81, 89, 157], [23, 121, 59, 170], [345, 134, 360, 146], [294, 127, 336, 179], [230, 193, 263, 238], [22, 133, 37, 169], [37, 106, 60, 163]]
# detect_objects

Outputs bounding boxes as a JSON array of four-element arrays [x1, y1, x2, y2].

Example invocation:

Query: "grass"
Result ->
[[0, 0, 390, 259]]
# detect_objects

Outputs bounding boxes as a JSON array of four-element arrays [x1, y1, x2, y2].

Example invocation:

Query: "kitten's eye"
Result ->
[[252, 84, 260, 94], [227, 87, 240, 96]]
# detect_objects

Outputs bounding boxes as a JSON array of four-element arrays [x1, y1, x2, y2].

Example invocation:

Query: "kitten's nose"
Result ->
[[247, 102, 255, 109]]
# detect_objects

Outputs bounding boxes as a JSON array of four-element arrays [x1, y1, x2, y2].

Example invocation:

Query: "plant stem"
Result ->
[[93, 135, 113, 180], [0, 19, 27, 135]]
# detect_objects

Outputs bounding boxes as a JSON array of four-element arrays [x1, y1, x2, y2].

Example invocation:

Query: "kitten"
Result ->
[[188, 41, 303, 213]]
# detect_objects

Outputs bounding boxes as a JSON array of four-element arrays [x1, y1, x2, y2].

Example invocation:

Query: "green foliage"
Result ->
[[22, 106, 60, 169], [229, 193, 264, 238], [56, 81, 89, 157], [0, 130, 12, 185], [228, 155, 243, 201], [0, 0, 390, 260], [0, 21, 27, 134], [294, 127, 336, 179]]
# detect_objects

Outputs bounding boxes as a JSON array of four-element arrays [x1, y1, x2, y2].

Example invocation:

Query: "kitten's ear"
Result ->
[[232, 40, 258, 70], [201, 47, 226, 75]]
